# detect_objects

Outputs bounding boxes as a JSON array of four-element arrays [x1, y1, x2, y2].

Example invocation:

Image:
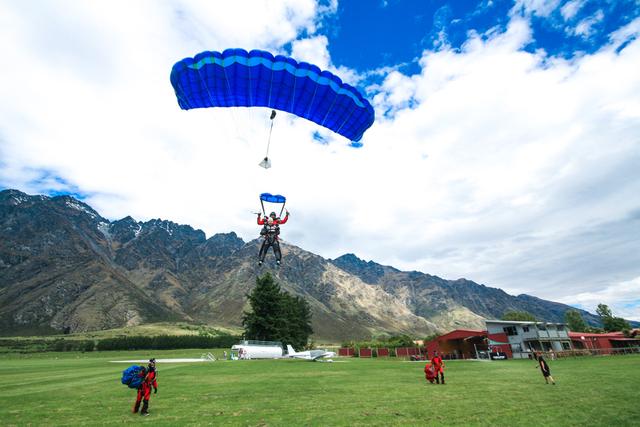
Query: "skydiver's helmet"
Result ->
[[269, 212, 277, 219]]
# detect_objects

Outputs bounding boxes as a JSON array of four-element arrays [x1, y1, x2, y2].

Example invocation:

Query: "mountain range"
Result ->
[[0, 189, 607, 340]]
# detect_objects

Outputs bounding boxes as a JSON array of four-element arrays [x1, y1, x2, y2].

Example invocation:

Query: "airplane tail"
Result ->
[[287, 345, 296, 355]]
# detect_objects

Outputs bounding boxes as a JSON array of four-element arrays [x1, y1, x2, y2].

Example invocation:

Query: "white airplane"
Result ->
[[286, 345, 336, 361]]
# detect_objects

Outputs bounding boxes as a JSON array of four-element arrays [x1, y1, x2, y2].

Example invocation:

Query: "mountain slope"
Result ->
[[0, 189, 613, 339]]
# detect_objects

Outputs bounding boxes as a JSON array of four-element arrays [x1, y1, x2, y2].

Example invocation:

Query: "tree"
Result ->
[[595, 303, 631, 332], [242, 273, 286, 341], [242, 273, 314, 348], [279, 293, 313, 349], [596, 304, 612, 318], [501, 311, 537, 322], [564, 309, 588, 332]]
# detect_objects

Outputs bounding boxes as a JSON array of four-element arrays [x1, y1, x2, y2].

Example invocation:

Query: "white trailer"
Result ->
[[231, 340, 283, 360]]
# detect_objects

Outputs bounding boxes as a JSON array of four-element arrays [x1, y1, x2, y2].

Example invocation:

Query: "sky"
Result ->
[[1, 0, 639, 320]]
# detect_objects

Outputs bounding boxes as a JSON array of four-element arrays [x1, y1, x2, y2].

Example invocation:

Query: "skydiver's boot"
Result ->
[[441, 373, 445, 385], [276, 260, 281, 268], [133, 400, 141, 413], [258, 260, 263, 266], [141, 400, 149, 416], [436, 376, 440, 384]]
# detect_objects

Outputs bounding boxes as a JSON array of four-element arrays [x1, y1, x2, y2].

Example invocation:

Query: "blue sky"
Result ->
[[326, 0, 639, 76], [0, 0, 639, 320]]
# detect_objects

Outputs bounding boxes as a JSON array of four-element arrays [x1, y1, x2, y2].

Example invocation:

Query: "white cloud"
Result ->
[[559, 277, 640, 321], [1, 2, 639, 320], [572, 9, 605, 38], [560, 0, 585, 21], [512, 0, 562, 17], [291, 36, 331, 70]]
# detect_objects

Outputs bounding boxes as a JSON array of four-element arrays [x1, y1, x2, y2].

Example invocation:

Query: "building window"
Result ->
[[523, 326, 530, 332], [557, 325, 565, 331], [503, 326, 518, 336], [538, 324, 547, 331], [562, 342, 571, 350]]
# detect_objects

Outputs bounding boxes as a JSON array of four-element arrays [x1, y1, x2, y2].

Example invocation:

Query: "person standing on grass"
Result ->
[[424, 361, 436, 384], [133, 359, 158, 416], [535, 353, 556, 385], [431, 351, 445, 384]]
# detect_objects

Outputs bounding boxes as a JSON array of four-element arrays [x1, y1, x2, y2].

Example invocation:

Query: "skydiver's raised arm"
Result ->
[[278, 211, 289, 224]]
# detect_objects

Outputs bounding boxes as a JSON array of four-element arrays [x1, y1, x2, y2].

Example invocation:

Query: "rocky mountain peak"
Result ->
[[331, 253, 395, 284], [202, 232, 245, 257], [0, 189, 47, 207]]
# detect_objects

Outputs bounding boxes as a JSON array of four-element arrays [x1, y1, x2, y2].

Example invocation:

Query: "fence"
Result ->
[[338, 347, 354, 357], [359, 348, 372, 358], [513, 346, 640, 360], [377, 348, 390, 357]]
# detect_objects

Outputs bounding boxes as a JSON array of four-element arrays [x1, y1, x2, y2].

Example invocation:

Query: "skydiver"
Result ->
[[257, 211, 289, 267], [133, 359, 158, 416]]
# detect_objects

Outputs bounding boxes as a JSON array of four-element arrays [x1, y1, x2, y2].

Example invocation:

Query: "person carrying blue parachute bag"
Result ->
[[121, 365, 146, 389], [256, 193, 289, 267]]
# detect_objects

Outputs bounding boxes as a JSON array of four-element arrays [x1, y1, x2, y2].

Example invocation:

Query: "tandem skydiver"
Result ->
[[257, 211, 289, 267]]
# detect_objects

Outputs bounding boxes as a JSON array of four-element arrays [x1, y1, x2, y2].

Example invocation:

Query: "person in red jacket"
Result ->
[[133, 359, 158, 416], [424, 362, 436, 384], [431, 351, 445, 384], [257, 211, 289, 267]]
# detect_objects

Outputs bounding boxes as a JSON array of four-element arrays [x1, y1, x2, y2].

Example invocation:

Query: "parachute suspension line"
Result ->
[[196, 66, 240, 140], [260, 199, 266, 216], [260, 110, 276, 169], [220, 56, 243, 140], [267, 61, 275, 108], [174, 81, 192, 109], [289, 72, 298, 115], [304, 80, 320, 119], [247, 60, 255, 127], [319, 91, 340, 128], [279, 201, 286, 218], [333, 102, 358, 138]]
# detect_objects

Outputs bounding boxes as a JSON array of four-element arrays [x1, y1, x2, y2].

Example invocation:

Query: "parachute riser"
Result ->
[[260, 110, 277, 169]]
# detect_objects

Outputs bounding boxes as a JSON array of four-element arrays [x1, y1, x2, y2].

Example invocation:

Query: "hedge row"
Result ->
[[95, 334, 240, 351], [0, 334, 241, 353]]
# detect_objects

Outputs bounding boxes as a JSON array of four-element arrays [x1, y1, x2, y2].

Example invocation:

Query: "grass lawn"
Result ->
[[0, 351, 638, 426]]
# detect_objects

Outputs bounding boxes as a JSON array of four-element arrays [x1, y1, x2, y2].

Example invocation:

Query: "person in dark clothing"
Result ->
[[133, 359, 158, 416], [257, 211, 289, 266], [431, 352, 445, 384], [535, 353, 556, 385]]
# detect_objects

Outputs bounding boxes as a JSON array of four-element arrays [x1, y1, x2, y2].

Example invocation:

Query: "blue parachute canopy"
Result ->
[[260, 193, 286, 204], [170, 48, 375, 143]]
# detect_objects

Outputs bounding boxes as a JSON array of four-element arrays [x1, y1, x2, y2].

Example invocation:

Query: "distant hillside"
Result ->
[[0, 189, 617, 340]]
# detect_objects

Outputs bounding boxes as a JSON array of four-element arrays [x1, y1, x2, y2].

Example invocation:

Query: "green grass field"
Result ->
[[1, 351, 638, 426]]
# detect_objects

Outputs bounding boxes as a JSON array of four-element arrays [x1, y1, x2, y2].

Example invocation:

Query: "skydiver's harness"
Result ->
[[260, 223, 280, 241]]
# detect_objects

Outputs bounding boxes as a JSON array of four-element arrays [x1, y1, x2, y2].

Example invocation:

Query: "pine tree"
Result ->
[[564, 309, 588, 332], [242, 273, 313, 347], [242, 273, 286, 341], [596, 303, 630, 332]]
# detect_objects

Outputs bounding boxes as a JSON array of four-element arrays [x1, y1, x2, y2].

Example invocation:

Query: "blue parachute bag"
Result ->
[[121, 365, 144, 389]]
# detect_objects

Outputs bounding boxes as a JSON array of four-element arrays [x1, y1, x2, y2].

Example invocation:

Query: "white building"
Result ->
[[486, 320, 573, 359]]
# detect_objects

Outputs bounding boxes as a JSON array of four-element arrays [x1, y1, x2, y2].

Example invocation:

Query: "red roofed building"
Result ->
[[425, 329, 512, 359], [569, 331, 640, 353]]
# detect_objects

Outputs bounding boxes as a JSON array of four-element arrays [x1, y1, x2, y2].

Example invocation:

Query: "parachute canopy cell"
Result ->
[[170, 48, 375, 143], [260, 193, 286, 204]]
